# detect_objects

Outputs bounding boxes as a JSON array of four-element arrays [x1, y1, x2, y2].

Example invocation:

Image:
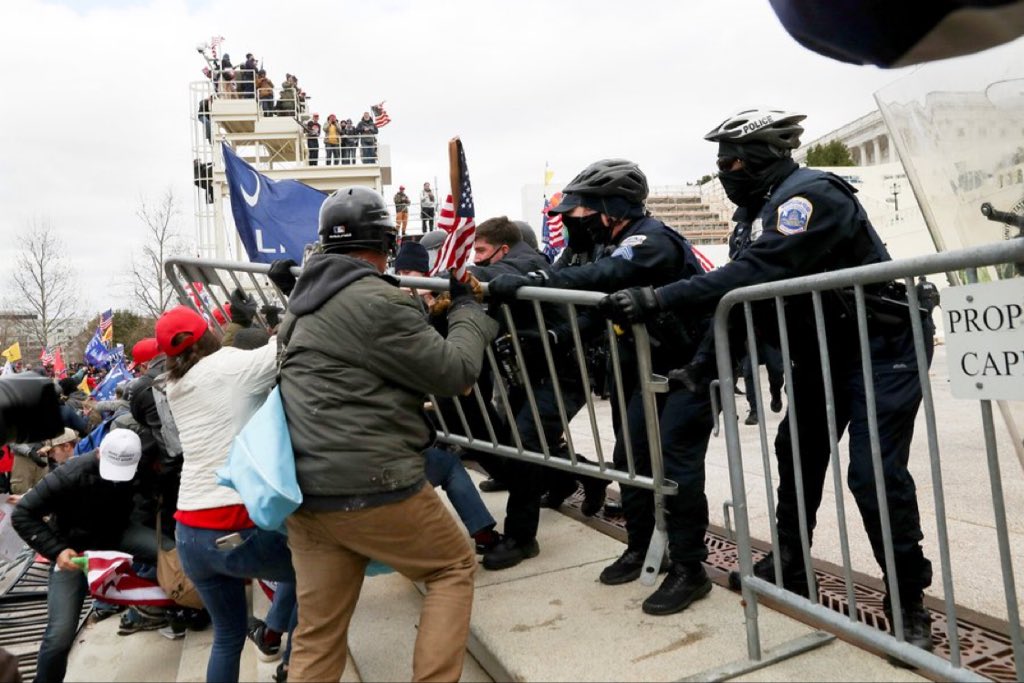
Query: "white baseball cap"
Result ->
[[99, 429, 143, 482]]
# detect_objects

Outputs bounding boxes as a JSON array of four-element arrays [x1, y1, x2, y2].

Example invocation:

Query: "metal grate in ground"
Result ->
[[0, 548, 93, 681], [556, 487, 1018, 682]]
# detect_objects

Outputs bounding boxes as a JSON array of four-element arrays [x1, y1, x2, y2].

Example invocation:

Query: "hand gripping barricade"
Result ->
[[164, 257, 680, 587]]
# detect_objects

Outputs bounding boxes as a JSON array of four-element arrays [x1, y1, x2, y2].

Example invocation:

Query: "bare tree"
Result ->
[[11, 219, 78, 349], [130, 188, 186, 318]]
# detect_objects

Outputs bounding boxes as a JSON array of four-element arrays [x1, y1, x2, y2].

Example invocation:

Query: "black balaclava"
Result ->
[[717, 141, 798, 209]]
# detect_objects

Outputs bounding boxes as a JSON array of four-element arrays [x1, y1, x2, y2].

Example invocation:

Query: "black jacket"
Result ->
[[12, 454, 137, 561]]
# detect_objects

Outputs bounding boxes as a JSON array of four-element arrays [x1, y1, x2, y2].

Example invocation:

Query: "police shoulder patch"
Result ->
[[776, 196, 813, 235], [611, 245, 635, 261], [619, 235, 647, 248]]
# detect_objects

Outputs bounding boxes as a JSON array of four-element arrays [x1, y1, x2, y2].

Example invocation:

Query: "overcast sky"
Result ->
[[0, 0, 925, 314]]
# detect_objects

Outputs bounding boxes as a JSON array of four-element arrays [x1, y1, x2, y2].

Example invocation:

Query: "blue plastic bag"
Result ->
[[217, 387, 302, 533]]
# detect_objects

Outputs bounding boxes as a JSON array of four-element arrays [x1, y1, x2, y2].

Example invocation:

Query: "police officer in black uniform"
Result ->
[[488, 159, 718, 616], [601, 110, 935, 652]]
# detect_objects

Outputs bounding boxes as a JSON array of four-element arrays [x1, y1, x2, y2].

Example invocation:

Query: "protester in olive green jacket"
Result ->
[[271, 187, 497, 683]]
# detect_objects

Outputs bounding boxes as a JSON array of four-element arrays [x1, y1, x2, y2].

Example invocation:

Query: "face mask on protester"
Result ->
[[563, 212, 611, 247]]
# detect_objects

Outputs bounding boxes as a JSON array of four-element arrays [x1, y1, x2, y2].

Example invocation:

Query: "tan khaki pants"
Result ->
[[286, 485, 475, 682], [10, 455, 47, 495], [396, 211, 409, 235]]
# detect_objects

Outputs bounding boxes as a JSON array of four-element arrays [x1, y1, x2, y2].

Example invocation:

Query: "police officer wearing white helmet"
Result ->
[[601, 109, 936, 658]]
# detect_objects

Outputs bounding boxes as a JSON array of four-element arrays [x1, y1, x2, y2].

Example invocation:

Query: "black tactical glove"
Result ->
[[0, 374, 64, 444], [229, 288, 257, 327], [268, 258, 299, 296], [260, 304, 284, 329], [486, 271, 547, 303], [448, 271, 483, 312], [598, 286, 662, 325]]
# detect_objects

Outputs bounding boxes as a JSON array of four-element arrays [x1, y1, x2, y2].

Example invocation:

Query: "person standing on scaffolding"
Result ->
[[600, 109, 936, 656]]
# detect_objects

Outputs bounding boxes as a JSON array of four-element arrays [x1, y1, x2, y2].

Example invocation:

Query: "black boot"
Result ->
[[599, 548, 646, 585], [580, 478, 607, 517], [728, 546, 811, 599], [883, 597, 934, 667], [642, 563, 712, 616], [770, 390, 783, 413], [482, 537, 539, 571]]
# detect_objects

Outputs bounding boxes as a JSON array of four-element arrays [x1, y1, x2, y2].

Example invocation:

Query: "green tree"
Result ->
[[805, 140, 855, 167], [66, 309, 156, 366], [697, 173, 715, 185]]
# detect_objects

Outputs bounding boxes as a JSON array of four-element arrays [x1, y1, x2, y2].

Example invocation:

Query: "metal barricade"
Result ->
[[164, 257, 678, 585], [716, 239, 1024, 681]]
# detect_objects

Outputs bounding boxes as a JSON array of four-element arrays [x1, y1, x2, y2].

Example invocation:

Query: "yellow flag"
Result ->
[[544, 167, 554, 187], [78, 376, 91, 396], [1, 342, 21, 363]]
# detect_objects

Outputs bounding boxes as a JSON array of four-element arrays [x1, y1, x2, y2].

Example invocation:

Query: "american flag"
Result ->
[[430, 138, 476, 282], [99, 309, 114, 346], [210, 35, 225, 58], [372, 102, 391, 128], [39, 346, 54, 366], [541, 197, 565, 250]]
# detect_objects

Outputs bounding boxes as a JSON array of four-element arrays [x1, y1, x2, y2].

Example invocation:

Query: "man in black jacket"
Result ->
[[471, 216, 606, 571], [13, 429, 169, 683]]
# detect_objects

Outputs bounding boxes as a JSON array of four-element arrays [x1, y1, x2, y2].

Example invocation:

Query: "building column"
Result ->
[[872, 137, 881, 166]]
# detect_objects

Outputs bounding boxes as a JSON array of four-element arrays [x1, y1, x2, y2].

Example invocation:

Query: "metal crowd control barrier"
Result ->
[[164, 257, 678, 586], [716, 239, 1024, 682]]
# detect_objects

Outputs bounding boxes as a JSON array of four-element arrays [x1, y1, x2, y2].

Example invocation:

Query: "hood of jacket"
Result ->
[[287, 252, 384, 316]]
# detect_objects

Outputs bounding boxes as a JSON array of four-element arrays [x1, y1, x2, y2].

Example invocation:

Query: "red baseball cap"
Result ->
[[155, 306, 209, 357], [212, 304, 231, 325], [131, 338, 161, 366]]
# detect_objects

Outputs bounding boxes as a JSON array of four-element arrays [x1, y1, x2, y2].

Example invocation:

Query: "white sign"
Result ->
[[944, 279, 1024, 400], [0, 502, 25, 563]]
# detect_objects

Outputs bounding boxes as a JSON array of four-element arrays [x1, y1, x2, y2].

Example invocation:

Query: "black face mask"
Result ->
[[718, 167, 766, 207], [564, 213, 611, 247]]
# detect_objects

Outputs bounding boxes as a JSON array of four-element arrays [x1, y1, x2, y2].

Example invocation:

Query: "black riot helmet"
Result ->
[[561, 158, 649, 205], [318, 186, 397, 255]]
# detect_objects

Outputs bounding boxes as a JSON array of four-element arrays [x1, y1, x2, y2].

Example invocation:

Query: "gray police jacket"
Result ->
[[278, 253, 498, 506]]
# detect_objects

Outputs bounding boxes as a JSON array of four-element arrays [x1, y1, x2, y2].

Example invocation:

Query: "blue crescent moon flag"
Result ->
[[221, 143, 327, 263]]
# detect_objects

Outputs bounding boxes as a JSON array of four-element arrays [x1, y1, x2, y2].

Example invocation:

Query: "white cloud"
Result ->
[[1, 0, 918, 314]]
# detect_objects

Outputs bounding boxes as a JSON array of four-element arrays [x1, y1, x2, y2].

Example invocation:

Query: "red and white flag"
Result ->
[[39, 346, 54, 366], [690, 245, 715, 272], [84, 551, 176, 607], [371, 102, 391, 128], [430, 138, 476, 282]]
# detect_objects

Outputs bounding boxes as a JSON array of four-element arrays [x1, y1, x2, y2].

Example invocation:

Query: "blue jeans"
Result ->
[[176, 523, 295, 683], [36, 523, 163, 683], [424, 447, 495, 535], [264, 580, 298, 662]]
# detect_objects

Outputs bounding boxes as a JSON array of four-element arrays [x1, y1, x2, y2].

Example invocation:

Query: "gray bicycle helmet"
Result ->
[[704, 109, 806, 149], [561, 158, 649, 204]]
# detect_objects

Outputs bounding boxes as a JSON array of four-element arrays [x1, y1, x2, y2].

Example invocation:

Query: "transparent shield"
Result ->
[[875, 38, 1024, 284]]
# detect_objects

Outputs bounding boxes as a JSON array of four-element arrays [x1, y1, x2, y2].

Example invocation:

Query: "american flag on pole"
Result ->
[[371, 102, 391, 128], [99, 309, 114, 346], [39, 346, 54, 366], [210, 35, 225, 58], [430, 138, 476, 282]]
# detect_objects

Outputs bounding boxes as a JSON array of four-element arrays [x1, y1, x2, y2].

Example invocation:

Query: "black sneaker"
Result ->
[[481, 537, 539, 571], [744, 410, 759, 426], [247, 618, 283, 662], [642, 564, 713, 615], [117, 606, 169, 635], [540, 479, 578, 510], [770, 392, 783, 413], [884, 599, 934, 667], [599, 548, 646, 585], [727, 549, 811, 599], [274, 662, 288, 683], [478, 478, 508, 493], [92, 604, 126, 622]]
